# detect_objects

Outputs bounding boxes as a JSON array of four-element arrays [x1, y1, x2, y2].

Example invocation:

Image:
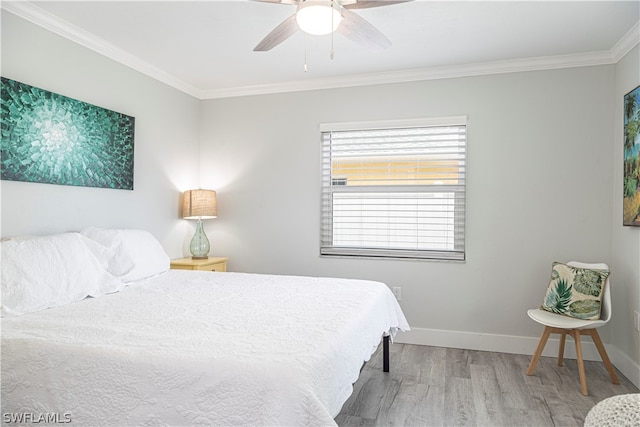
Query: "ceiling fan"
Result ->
[[253, 0, 412, 52]]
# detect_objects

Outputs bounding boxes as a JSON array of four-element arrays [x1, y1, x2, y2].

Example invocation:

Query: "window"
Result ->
[[320, 117, 467, 261]]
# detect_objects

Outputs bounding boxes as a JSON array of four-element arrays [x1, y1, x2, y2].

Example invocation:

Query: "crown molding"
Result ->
[[611, 20, 640, 62], [3, 2, 638, 100], [1, 1, 202, 99], [201, 50, 617, 99]]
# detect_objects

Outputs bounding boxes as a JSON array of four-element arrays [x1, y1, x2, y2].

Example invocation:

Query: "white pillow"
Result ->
[[2, 233, 119, 272], [81, 227, 170, 283], [1, 233, 125, 317]]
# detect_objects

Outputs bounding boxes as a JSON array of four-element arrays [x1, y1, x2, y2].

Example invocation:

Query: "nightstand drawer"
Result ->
[[170, 257, 229, 272]]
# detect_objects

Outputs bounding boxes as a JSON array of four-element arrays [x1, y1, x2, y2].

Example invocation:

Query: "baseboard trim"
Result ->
[[609, 345, 640, 389], [395, 327, 640, 389]]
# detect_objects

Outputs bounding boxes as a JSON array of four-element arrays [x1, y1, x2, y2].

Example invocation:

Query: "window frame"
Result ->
[[319, 116, 467, 262]]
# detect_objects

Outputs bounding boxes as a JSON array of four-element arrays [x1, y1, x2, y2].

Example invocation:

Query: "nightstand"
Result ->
[[170, 257, 229, 272]]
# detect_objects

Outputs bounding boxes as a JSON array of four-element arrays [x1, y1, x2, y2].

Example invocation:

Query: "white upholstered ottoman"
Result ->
[[584, 393, 640, 427]]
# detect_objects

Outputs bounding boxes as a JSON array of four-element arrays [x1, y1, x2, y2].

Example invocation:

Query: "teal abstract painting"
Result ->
[[1, 77, 135, 190]]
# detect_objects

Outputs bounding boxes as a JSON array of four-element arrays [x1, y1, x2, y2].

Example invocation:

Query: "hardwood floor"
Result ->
[[336, 343, 639, 427]]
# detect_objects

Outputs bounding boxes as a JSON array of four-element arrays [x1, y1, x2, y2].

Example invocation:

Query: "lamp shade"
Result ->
[[296, 0, 342, 36], [181, 189, 217, 219]]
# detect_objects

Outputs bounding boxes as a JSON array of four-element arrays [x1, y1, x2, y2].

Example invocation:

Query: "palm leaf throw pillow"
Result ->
[[541, 262, 610, 320]]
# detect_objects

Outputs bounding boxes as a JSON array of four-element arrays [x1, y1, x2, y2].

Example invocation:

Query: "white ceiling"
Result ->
[[4, 1, 640, 99]]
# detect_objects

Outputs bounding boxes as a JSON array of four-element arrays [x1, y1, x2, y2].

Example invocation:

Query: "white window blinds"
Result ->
[[320, 117, 467, 261]]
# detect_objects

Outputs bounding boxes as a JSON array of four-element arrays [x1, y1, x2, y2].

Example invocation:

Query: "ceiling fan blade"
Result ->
[[337, 8, 391, 51], [254, 14, 299, 51], [343, 0, 413, 10]]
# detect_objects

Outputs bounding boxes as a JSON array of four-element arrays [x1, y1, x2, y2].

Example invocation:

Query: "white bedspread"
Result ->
[[1, 271, 409, 426]]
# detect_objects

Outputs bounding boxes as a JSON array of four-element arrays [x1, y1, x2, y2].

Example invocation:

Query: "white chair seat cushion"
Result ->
[[527, 308, 606, 330]]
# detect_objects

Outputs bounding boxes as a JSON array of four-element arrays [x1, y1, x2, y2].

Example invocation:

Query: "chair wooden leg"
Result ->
[[527, 326, 552, 376], [572, 330, 588, 396], [585, 329, 620, 385], [557, 331, 567, 367]]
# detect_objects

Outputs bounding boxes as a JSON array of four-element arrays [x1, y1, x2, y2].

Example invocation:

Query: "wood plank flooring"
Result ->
[[336, 343, 639, 427]]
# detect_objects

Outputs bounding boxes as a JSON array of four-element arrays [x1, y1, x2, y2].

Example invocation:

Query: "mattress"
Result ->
[[1, 270, 409, 426]]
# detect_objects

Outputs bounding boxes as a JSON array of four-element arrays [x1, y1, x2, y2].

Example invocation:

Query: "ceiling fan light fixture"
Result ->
[[296, 0, 342, 36]]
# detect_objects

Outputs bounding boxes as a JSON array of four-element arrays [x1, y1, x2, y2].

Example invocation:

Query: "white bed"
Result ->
[[1, 229, 409, 426]]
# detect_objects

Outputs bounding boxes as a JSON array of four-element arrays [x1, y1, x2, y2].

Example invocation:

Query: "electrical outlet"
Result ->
[[634, 311, 640, 332], [392, 287, 401, 301]]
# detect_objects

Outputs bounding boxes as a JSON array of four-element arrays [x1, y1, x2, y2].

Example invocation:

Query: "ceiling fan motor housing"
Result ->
[[296, 0, 343, 35]]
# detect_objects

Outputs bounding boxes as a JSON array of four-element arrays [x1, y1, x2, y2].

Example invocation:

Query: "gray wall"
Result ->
[[611, 44, 640, 385], [1, 12, 201, 255], [2, 8, 638, 386], [199, 64, 637, 383]]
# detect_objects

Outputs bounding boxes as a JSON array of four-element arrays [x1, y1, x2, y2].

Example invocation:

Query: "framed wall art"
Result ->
[[1, 77, 135, 190], [624, 84, 640, 226]]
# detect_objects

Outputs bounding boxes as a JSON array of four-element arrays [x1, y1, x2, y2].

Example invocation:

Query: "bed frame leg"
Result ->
[[383, 335, 390, 373]]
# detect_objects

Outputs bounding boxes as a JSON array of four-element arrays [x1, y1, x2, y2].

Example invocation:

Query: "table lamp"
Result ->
[[181, 189, 217, 259]]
